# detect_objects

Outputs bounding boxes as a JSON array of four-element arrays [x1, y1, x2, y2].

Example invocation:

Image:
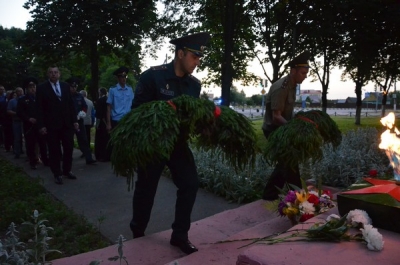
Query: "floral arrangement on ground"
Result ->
[[267, 183, 336, 224], [217, 209, 384, 252], [256, 209, 384, 251]]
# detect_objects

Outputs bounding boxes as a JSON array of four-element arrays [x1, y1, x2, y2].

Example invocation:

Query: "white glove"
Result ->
[[77, 111, 86, 120]]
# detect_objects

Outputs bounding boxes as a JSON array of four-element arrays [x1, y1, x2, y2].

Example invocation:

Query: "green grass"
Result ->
[[0, 157, 111, 260]]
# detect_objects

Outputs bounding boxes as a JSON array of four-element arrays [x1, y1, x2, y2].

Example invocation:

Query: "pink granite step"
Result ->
[[164, 213, 292, 265], [51, 199, 280, 265], [236, 208, 400, 265]]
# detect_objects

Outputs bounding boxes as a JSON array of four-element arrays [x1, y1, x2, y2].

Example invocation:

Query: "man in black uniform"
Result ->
[[130, 32, 211, 255], [17, 77, 48, 169], [261, 51, 310, 200], [66, 78, 97, 165]]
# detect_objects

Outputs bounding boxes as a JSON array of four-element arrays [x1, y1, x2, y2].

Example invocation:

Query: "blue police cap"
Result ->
[[287, 51, 311, 68], [22, 77, 38, 88], [170, 32, 211, 57], [113, 66, 129, 76], [66, 77, 80, 87]]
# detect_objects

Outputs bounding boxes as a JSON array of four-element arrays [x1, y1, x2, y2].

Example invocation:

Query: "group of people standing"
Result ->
[[0, 31, 310, 257], [0, 65, 134, 185]]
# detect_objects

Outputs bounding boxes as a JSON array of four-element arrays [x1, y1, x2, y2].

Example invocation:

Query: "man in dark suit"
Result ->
[[36, 66, 79, 185]]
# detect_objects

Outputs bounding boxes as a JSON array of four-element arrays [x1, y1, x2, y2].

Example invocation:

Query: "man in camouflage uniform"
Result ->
[[262, 51, 310, 201]]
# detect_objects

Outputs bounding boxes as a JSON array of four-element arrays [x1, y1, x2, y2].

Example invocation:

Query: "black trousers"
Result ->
[[262, 127, 302, 200], [3, 120, 13, 151], [130, 142, 199, 241], [263, 162, 302, 200], [23, 124, 48, 166], [94, 120, 110, 161], [46, 126, 74, 177], [84, 125, 92, 144], [75, 119, 93, 162]]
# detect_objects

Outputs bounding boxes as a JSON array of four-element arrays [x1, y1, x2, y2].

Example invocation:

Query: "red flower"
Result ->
[[307, 194, 320, 206], [322, 190, 333, 199], [167, 100, 176, 111], [214, 106, 221, 118], [369, 169, 378, 177], [299, 213, 315, 222]]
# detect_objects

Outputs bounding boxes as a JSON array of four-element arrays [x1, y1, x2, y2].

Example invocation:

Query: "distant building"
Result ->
[[298, 89, 322, 103], [363, 92, 390, 104]]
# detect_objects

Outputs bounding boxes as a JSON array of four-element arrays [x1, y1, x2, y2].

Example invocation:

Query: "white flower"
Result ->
[[77, 111, 86, 120], [326, 214, 340, 222], [299, 201, 315, 214], [346, 209, 372, 227], [360, 224, 384, 251]]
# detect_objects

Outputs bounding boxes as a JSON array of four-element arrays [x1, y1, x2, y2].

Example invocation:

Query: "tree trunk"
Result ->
[[355, 81, 362, 125], [321, 83, 328, 113], [220, 0, 234, 107], [89, 39, 99, 101], [381, 92, 387, 117]]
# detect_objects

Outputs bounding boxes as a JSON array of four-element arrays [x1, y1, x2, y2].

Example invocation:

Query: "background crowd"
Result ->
[[0, 66, 133, 184]]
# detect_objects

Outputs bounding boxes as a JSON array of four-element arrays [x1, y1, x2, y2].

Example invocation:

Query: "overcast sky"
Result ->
[[0, 0, 380, 99]]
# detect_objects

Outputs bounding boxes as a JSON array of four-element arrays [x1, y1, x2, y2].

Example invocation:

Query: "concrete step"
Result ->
[[164, 214, 292, 265], [51, 199, 281, 265]]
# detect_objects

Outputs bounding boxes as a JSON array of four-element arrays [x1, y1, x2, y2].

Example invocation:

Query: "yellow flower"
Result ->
[[283, 206, 299, 217], [296, 190, 309, 203]]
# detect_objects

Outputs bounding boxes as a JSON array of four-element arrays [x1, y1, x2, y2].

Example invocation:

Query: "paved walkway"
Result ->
[[1, 148, 241, 242]]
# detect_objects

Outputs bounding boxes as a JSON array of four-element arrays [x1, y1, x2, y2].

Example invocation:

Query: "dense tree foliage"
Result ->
[[23, 0, 158, 99], [0, 26, 29, 89], [159, 0, 258, 106]]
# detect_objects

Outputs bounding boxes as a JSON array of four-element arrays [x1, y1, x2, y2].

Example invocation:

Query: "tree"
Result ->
[[159, 0, 258, 106], [247, 0, 308, 84], [369, 0, 400, 117], [339, 0, 385, 124], [23, 0, 158, 99], [299, 0, 345, 113], [0, 26, 29, 89]]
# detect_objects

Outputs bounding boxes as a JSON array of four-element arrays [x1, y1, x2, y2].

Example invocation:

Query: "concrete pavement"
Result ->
[[1, 147, 241, 242]]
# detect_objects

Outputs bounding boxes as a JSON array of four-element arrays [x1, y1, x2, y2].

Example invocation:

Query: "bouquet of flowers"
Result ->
[[257, 209, 384, 252], [277, 185, 336, 224]]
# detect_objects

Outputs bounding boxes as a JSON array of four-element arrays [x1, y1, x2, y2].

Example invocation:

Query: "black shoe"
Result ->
[[132, 231, 145, 239], [80, 153, 85, 158], [86, 160, 97, 165], [170, 239, 198, 254], [54, 176, 63, 185], [64, 172, 77, 179]]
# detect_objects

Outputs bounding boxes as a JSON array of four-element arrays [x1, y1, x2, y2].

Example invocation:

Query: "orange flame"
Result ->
[[379, 112, 400, 181]]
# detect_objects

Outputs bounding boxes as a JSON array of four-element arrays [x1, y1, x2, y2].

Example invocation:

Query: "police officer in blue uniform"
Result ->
[[130, 32, 211, 255], [66, 78, 97, 165], [106, 67, 134, 131], [17, 77, 48, 169]]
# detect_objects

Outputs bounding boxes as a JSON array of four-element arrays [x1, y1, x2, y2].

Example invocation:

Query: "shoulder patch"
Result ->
[[280, 77, 289, 89], [188, 75, 201, 84], [150, 65, 168, 71]]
